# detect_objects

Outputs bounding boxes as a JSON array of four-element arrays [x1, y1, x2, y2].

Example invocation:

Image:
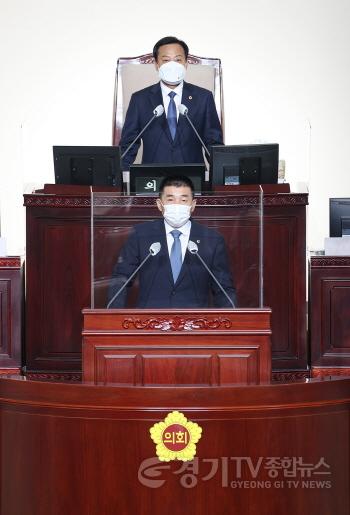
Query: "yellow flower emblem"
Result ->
[[150, 411, 202, 462]]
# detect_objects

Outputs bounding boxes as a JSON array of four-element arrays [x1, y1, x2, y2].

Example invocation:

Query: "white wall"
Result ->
[[1, 0, 349, 254]]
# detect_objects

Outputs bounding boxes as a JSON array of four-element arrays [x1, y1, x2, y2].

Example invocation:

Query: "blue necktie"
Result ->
[[170, 230, 182, 282], [167, 91, 177, 140]]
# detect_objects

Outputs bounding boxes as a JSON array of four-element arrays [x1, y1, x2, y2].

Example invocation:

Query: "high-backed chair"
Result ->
[[112, 53, 224, 150]]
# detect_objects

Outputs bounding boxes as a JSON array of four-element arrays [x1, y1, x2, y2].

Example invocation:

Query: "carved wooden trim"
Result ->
[[24, 195, 91, 208], [25, 372, 82, 382], [188, 56, 201, 64], [264, 194, 308, 206], [122, 316, 232, 331], [311, 256, 350, 267], [117, 55, 155, 65], [195, 196, 261, 207], [312, 367, 350, 378], [272, 370, 310, 382], [137, 55, 154, 64], [117, 54, 216, 66], [24, 193, 308, 209], [0, 257, 21, 268], [92, 195, 263, 208], [93, 194, 308, 208], [92, 196, 159, 207]]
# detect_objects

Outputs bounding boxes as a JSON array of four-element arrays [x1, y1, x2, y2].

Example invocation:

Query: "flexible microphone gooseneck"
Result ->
[[187, 240, 235, 308], [107, 242, 161, 308], [121, 105, 164, 160], [178, 104, 210, 158]]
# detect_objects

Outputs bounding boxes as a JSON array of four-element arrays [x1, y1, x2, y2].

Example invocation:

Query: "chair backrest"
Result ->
[[112, 53, 224, 146]]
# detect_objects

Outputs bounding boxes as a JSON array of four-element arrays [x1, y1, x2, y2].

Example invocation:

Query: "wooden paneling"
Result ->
[[142, 354, 213, 386], [91, 346, 262, 386], [310, 256, 350, 370], [0, 375, 349, 515], [263, 208, 307, 369], [25, 205, 90, 371], [103, 354, 137, 385], [0, 257, 23, 368]]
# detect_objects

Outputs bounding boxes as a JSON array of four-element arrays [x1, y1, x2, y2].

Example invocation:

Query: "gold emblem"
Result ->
[[150, 410, 202, 462]]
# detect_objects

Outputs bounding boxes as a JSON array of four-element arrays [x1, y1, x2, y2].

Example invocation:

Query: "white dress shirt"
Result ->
[[160, 81, 183, 121], [164, 219, 191, 262]]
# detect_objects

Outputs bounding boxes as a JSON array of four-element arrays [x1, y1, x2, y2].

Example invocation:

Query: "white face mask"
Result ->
[[163, 203, 191, 228], [158, 61, 186, 86]]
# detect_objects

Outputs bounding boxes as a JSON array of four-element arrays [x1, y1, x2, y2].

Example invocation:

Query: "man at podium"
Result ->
[[107, 176, 236, 309], [120, 36, 223, 170]]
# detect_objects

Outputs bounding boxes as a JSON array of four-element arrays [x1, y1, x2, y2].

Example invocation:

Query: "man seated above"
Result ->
[[120, 35, 223, 170]]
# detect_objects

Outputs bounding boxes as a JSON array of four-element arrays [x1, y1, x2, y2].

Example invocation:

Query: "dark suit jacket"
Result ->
[[120, 81, 223, 170], [108, 219, 236, 309]]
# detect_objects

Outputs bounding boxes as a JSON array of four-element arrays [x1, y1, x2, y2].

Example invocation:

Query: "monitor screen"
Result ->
[[53, 146, 122, 187], [330, 198, 350, 237], [210, 144, 279, 187], [129, 163, 206, 195]]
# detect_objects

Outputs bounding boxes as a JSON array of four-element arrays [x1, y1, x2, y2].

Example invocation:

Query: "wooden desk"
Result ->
[[0, 375, 348, 515], [24, 187, 308, 379], [310, 255, 350, 377], [82, 308, 272, 385]]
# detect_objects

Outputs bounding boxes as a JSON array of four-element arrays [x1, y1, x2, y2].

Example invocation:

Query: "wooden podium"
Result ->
[[82, 308, 272, 385], [24, 186, 308, 379]]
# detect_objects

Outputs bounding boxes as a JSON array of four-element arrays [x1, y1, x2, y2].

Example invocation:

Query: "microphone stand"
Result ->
[[182, 112, 211, 158], [191, 250, 236, 308], [121, 113, 158, 160], [107, 251, 153, 308]]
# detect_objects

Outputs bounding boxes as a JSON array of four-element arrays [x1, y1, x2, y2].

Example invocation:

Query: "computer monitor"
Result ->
[[129, 163, 206, 195], [210, 144, 279, 187], [53, 146, 122, 187], [330, 198, 350, 237]]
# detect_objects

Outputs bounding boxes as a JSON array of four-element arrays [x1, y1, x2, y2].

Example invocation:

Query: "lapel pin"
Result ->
[[197, 239, 200, 244], [189, 96, 193, 100]]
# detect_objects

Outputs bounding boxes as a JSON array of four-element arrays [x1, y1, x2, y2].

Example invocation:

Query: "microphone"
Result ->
[[187, 240, 236, 308], [107, 242, 161, 308], [178, 104, 210, 158], [121, 105, 164, 160]]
